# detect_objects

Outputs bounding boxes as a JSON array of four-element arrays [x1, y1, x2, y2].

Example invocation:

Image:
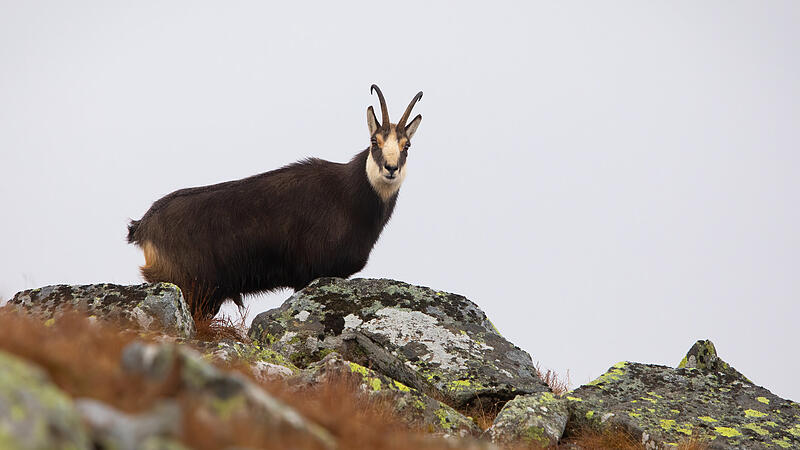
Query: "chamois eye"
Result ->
[[403, 143, 410, 151], [371, 137, 378, 146]]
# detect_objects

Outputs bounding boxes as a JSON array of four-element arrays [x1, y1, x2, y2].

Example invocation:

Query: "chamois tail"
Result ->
[[127, 219, 140, 243]]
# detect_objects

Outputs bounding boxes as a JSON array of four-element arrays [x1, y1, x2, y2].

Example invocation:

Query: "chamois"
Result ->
[[127, 85, 423, 318]]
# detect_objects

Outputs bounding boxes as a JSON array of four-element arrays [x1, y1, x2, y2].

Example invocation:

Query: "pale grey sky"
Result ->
[[1, 2, 798, 401]]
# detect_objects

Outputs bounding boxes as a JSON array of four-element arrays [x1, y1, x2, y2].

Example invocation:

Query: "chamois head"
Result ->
[[366, 84, 423, 201]]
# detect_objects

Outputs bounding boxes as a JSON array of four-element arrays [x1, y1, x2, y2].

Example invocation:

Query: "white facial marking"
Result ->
[[366, 131, 407, 202]]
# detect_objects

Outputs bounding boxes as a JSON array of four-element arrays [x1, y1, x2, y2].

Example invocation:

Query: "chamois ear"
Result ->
[[367, 105, 380, 136], [405, 114, 422, 140]]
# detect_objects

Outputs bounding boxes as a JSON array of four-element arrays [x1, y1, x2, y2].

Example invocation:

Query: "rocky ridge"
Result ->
[[1, 278, 797, 449]]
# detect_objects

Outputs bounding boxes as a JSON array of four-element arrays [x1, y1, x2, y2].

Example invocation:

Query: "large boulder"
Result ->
[[292, 352, 481, 437], [0, 350, 91, 449], [565, 340, 800, 449], [7, 283, 195, 339], [249, 278, 549, 409]]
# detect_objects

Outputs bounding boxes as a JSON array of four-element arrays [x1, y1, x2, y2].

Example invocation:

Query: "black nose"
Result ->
[[384, 164, 398, 175]]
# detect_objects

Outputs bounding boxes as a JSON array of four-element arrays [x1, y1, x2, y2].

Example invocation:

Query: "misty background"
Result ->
[[1, 2, 798, 401]]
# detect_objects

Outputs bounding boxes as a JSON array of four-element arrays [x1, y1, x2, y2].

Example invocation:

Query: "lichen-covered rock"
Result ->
[[565, 341, 800, 449], [75, 398, 183, 450], [249, 278, 548, 408], [120, 341, 336, 449], [486, 392, 569, 447], [207, 340, 299, 381], [0, 350, 91, 449], [293, 352, 480, 437], [8, 283, 195, 338], [678, 340, 751, 383]]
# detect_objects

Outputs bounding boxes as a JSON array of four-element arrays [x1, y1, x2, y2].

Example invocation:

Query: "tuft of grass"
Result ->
[[194, 304, 251, 342], [534, 362, 571, 396], [564, 426, 644, 449]]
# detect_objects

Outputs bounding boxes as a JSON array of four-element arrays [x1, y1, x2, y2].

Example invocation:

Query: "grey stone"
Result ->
[[486, 392, 569, 447], [121, 341, 337, 449], [8, 283, 195, 339], [75, 399, 182, 450], [565, 341, 800, 449], [249, 278, 549, 409], [292, 352, 481, 437], [0, 350, 91, 449]]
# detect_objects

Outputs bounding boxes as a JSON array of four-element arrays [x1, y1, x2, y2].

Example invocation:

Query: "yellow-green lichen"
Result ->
[[714, 427, 742, 437], [44, 318, 55, 327], [522, 426, 549, 445], [641, 396, 658, 404], [743, 423, 770, 436], [788, 424, 800, 437], [629, 412, 641, 418], [210, 394, 246, 420], [661, 419, 677, 431], [369, 377, 381, 391], [585, 410, 594, 420], [434, 408, 453, 430], [764, 421, 779, 428], [449, 379, 471, 391], [698, 416, 718, 423], [745, 409, 768, 418], [348, 362, 369, 376], [393, 380, 411, 392], [757, 397, 770, 404], [772, 438, 792, 448], [587, 362, 627, 387], [566, 396, 582, 402]]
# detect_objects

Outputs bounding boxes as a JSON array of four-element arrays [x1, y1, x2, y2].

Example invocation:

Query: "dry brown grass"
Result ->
[[193, 304, 250, 342], [561, 427, 710, 450], [534, 362, 571, 396], [0, 309, 463, 449], [564, 426, 644, 449], [0, 309, 165, 412]]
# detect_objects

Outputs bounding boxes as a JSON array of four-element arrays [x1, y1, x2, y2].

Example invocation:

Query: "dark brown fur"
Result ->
[[129, 85, 421, 318], [128, 150, 398, 317]]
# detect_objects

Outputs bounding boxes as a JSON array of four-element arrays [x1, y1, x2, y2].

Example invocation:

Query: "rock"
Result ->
[[486, 392, 569, 447], [207, 340, 299, 381], [121, 341, 337, 449], [75, 398, 183, 450], [249, 278, 549, 408], [0, 350, 91, 449], [293, 352, 481, 437], [8, 283, 195, 339], [565, 341, 800, 449], [678, 339, 751, 383]]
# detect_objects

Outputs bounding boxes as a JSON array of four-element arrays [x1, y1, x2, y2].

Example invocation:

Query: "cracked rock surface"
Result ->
[[249, 277, 549, 408]]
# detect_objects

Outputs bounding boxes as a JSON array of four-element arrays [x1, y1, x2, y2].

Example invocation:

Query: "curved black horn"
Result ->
[[397, 91, 423, 129], [370, 84, 390, 129]]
